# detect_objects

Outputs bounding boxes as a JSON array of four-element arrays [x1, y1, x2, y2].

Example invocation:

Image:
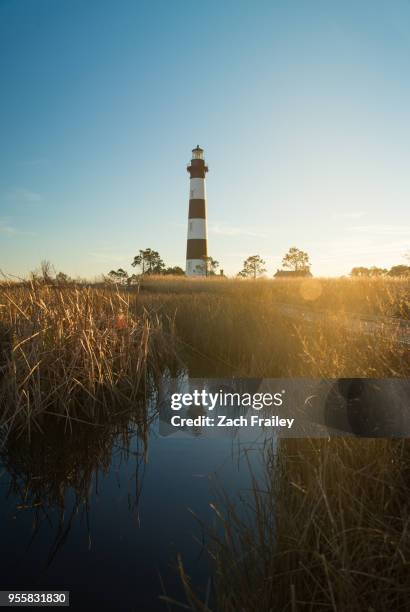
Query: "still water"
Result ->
[[0, 377, 270, 611]]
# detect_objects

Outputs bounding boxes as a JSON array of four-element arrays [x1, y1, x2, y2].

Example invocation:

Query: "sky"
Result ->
[[1, 0, 410, 278]]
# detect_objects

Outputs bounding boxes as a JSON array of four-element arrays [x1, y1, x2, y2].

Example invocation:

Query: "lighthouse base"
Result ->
[[186, 259, 206, 277]]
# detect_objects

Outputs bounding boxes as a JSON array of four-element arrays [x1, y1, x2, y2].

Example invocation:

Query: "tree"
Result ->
[[40, 260, 54, 283], [131, 251, 145, 273], [208, 257, 220, 276], [388, 265, 410, 277], [108, 268, 128, 285], [351, 267, 370, 277], [238, 255, 266, 279], [282, 247, 310, 273], [163, 266, 185, 276], [350, 266, 388, 277], [127, 273, 140, 286], [131, 248, 165, 275], [29, 260, 54, 284], [194, 256, 219, 277], [369, 266, 387, 277], [55, 271, 72, 285]]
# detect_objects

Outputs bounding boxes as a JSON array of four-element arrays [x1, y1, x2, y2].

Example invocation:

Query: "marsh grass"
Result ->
[[139, 276, 409, 378], [1, 277, 408, 435], [0, 282, 178, 438], [140, 275, 410, 320], [197, 438, 410, 611]]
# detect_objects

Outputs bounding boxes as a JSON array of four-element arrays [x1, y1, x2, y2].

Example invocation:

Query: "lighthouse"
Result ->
[[186, 145, 208, 276]]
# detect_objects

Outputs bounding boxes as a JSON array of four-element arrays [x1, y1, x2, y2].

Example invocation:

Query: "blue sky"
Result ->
[[1, 0, 409, 278]]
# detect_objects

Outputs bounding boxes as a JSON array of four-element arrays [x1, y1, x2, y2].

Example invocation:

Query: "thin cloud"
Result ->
[[0, 221, 15, 234], [223, 252, 282, 264], [332, 211, 365, 220], [4, 188, 42, 203], [350, 225, 410, 236], [88, 250, 130, 264], [309, 237, 409, 260], [0, 219, 36, 236], [19, 158, 50, 167], [209, 223, 267, 238]]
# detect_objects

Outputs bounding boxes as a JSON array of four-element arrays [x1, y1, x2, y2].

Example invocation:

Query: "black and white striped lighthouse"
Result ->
[[186, 145, 208, 276]]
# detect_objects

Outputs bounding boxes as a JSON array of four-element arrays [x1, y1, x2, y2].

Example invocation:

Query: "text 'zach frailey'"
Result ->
[[169, 389, 294, 429], [170, 414, 295, 429]]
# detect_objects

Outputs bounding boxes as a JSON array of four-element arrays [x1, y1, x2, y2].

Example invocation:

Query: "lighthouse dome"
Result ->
[[192, 145, 204, 160]]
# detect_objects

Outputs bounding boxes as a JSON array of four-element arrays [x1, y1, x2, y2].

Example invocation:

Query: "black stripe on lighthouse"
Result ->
[[186, 145, 209, 276], [188, 199, 206, 218], [186, 239, 207, 259]]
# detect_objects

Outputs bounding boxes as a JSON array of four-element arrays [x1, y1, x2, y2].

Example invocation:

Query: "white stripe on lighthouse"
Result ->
[[189, 178, 206, 199], [187, 218, 207, 239], [186, 259, 205, 275]]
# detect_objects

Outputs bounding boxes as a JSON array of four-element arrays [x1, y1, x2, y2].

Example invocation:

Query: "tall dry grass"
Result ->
[[140, 275, 410, 320], [1, 276, 408, 436], [139, 276, 409, 378], [200, 438, 410, 611], [0, 282, 178, 438]]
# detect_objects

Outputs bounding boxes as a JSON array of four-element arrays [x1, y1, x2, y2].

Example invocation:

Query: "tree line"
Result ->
[[109, 246, 410, 282], [108, 249, 221, 284], [39, 256, 408, 286], [108, 246, 313, 283], [21, 247, 410, 288], [350, 265, 410, 277]]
